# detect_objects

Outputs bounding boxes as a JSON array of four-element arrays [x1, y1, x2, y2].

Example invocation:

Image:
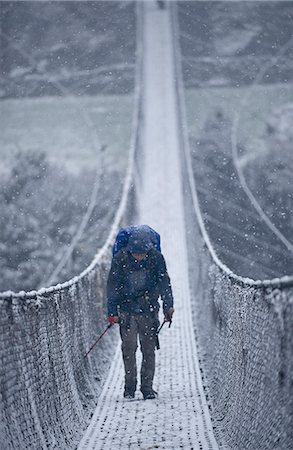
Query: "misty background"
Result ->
[[1, 1, 292, 292]]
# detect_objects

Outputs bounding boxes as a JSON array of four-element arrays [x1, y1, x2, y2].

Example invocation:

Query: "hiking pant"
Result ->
[[119, 312, 159, 394]]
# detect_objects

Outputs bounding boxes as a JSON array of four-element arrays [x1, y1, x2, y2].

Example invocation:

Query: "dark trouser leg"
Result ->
[[119, 314, 138, 394], [138, 314, 158, 394]]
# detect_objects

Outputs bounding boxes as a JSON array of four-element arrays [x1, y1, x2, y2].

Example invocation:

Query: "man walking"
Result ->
[[107, 225, 174, 400]]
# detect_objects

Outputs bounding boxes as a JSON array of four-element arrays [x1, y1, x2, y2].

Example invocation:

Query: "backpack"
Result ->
[[112, 225, 161, 257]]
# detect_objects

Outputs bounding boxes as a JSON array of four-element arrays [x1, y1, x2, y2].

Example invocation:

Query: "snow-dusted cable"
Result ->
[[45, 145, 106, 286], [171, 3, 293, 288], [0, 30, 106, 286], [0, 1, 143, 299], [231, 37, 293, 253]]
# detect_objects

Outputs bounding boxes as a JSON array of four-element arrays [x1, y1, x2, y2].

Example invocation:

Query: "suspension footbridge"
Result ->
[[78, 3, 218, 448], [0, 2, 292, 450]]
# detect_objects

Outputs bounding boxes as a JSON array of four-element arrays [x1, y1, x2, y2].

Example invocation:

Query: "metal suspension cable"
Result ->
[[231, 36, 293, 253], [1, 30, 107, 287], [0, 4, 143, 299], [171, 3, 293, 289], [44, 146, 106, 287]]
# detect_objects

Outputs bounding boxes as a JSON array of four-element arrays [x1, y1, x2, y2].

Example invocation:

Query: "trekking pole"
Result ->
[[155, 319, 166, 350], [84, 323, 113, 358], [157, 319, 167, 335], [157, 317, 172, 335], [155, 318, 172, 350]]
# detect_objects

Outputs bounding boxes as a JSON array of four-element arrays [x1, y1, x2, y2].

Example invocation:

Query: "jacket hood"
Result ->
[[127, 228, 153, 253]]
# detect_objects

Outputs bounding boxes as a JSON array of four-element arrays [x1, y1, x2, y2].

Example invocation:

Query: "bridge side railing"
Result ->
[[0, 5, 144, 450], [172, 4, 293, 449]]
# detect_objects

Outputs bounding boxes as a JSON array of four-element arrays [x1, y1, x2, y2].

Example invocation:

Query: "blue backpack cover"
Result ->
[[112, 225, 161, 256]]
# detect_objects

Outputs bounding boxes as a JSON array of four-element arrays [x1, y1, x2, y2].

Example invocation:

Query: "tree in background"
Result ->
[[0, 151, 51, 290], [0, 150, 120, 292]]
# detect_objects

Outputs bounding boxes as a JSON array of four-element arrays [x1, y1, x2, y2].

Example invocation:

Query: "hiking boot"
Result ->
[[142, 389, 158, 400], [123, 390, 135, 399]]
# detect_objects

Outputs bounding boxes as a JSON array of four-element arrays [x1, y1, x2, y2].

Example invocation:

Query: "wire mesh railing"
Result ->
[[0, 4, 144, 450], [172, 3, 293, 449]]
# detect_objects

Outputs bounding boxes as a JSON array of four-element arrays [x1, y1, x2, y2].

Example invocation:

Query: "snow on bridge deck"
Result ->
[[78, 2, 220, 449]]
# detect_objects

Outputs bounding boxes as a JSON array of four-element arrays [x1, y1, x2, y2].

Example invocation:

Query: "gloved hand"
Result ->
[[108, 315, 119, 325], [165, 307, 174, 322]]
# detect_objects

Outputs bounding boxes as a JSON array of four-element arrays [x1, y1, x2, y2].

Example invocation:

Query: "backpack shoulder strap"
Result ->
[[112, 227, 133, 256]]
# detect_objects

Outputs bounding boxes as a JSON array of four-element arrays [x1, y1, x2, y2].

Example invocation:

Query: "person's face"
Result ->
[[131, 253, 147, 261]]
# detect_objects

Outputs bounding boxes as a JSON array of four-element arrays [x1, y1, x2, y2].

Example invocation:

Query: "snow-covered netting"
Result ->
[[173, 3, 293, 448], [0, 10, 143, 450]]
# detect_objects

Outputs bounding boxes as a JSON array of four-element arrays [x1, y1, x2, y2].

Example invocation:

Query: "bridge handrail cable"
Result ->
[[0, 7, 143, 300], [172, 3, 293, 289]]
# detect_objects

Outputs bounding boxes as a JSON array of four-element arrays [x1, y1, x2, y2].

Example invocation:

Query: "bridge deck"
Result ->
[[78, 2, 220, 449]]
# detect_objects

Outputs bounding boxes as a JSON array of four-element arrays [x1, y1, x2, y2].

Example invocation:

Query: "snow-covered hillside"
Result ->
[[179, 1, 293, 279], [0, 1, 136, 98], [0, 2, 136, 292]]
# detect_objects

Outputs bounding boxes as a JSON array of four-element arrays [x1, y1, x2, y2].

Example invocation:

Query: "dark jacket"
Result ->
[[107, 247, 173, 316]]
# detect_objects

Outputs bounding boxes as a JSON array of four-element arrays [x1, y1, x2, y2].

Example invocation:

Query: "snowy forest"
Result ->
[[178, 1, 293, 279], [0, 2, 293, 284], [1, 1, 135, 292], [1, 1, 293, 287]]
